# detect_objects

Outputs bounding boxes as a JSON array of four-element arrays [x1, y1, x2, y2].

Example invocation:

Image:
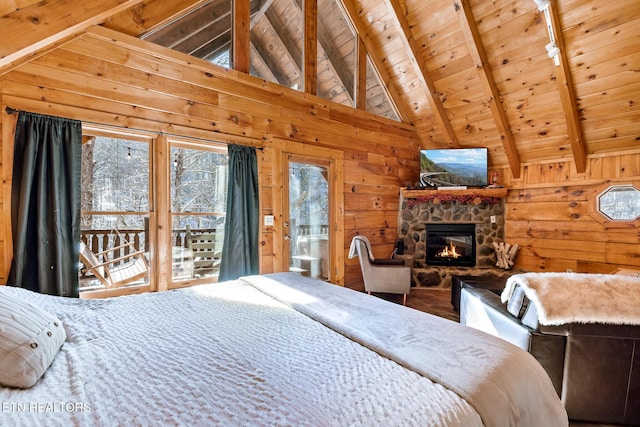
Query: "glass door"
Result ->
[[285, 155, 331, 281]]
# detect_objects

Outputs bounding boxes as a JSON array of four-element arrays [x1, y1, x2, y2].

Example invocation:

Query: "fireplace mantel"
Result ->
[[402, 187, 508, 199]]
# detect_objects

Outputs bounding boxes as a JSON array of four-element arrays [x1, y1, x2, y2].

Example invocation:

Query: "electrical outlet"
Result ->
[[490, 215, 496, 223], [264, 215, 275, 226]]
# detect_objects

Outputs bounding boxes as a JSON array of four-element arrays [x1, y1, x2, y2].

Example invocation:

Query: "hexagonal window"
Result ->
[[597, 185, 640, 221]]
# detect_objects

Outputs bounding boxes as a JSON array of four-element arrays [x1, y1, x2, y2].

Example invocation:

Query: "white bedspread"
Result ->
[[243, 273, 567, 427], [0, 273, 566, 426]]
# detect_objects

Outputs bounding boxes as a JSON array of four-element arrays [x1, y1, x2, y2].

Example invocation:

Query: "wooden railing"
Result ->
[[81, 228, 222, 253]]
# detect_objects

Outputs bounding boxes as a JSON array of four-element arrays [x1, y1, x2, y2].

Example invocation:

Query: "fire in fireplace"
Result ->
[[426, 223, 476, 267]]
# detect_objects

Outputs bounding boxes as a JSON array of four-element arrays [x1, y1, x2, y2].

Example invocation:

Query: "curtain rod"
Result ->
[[4, 106, 263, 150]]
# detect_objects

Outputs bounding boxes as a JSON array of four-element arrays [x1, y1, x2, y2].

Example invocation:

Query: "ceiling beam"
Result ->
[[383, 0, 460, 147], [0, 0, 145, 73], [547, 2, 587, 173], [233, 0, 251, 73], [355, 36, 367, 110], [454, 0, 521, 178], [303, 0, 317, 95]]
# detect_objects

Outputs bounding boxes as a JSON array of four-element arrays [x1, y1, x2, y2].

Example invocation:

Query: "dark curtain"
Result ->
[[8, 111, 82, 297], [219, 144, 259, 281]]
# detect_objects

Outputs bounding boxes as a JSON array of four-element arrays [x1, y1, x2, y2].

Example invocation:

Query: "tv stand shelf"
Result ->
[[402, 187, 508, 199]]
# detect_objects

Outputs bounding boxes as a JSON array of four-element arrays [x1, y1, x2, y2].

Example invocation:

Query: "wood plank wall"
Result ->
[[0, 25, 637, 291], [0, 26, 419, 289], [498, 155, 640, 274]]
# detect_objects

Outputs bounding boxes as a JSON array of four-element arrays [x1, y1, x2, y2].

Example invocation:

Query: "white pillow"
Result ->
[[0, 289, 66, 388]]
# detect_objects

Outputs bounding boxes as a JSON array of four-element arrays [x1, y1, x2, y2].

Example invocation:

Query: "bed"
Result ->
[[0, 272, 567, 426]]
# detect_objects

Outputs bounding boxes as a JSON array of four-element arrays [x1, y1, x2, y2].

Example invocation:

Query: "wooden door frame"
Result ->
[[272, 139, 344, 285]]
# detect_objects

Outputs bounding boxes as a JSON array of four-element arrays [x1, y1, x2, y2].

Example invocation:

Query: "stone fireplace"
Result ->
[[398, 188, 510, 288]]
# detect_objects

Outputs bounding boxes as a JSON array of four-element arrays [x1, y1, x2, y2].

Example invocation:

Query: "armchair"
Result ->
[[348, 236, 411, 305]]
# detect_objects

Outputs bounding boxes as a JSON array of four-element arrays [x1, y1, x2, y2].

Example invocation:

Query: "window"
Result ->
[[598, 185, 640, 221], [591, 183, 640, 227], [141, 0, 233, 68], [170, 141, 228, 282], [316, 0, 356, 107], [80, 132, 152, 293]]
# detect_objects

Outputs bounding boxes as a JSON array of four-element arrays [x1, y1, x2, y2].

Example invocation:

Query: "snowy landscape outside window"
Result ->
[[170, 142, 228, 281], [80, 134, 151, 291]]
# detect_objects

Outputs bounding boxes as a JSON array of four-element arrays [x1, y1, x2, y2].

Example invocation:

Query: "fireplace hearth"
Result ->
[[426, 224, 476, 267]]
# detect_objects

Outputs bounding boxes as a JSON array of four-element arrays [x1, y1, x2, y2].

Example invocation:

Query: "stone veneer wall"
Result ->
[[398, 193, 511, 289]]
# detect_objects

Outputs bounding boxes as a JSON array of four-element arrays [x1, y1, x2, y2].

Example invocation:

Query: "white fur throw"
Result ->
[[502, 272, 640, 325]]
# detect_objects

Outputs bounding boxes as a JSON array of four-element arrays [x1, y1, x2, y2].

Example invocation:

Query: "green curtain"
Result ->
[[219, 144, 259, 281], [8, 111, 82, 297]]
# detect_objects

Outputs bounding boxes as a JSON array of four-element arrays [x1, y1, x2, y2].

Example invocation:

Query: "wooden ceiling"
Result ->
[[0, 0, 638, 174]]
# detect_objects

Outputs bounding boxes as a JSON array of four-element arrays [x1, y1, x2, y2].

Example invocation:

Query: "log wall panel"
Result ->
[[501, 152, 640, 275], [0, 26, 419, 290]]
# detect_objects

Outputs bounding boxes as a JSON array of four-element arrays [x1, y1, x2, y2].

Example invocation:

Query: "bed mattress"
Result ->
[[0, 273, 567, 426]]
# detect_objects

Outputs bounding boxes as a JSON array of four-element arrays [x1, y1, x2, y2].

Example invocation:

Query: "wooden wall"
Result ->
[[1, 24, 638, 292], [0, 25, 419, 289], [499, 154, 640, 274]]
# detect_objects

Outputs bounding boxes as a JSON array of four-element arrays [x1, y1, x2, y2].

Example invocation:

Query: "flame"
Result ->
[[437, 242, 461, 258]]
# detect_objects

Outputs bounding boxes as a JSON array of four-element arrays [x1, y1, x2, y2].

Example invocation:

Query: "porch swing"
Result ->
[[79, 228, 149, 288], [78, 139, 149, 288]]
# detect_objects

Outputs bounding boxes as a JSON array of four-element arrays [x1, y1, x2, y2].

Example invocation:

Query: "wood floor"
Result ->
[[373, 288, 612, 427], [370, 288, 459, 321]]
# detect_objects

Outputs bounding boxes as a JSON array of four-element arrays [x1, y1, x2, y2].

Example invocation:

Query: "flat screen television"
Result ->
[[419, 148, 488, 188]]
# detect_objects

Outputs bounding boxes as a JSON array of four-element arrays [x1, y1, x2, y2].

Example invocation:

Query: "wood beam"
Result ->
[[304, 0, 317, 95], [454, 0, 521, 178], [355, 36, 367, 110], [0, 0, 145, 72], [290, 0, 354, 102], [233, 0, 251, 73], [384, 0, 460, 147], [547, 2, 587, 173]]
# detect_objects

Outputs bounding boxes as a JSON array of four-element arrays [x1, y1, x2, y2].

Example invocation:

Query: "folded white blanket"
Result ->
[[502, 272, 640, 325], [244, 273, 567, 427]]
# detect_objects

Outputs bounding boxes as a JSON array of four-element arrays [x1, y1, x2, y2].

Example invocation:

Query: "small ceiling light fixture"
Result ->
[[127, 147, 131, 160], [534, 0, 560, 66], [174, 154, 178, 168]]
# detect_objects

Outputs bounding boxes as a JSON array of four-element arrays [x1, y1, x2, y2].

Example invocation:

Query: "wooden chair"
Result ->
[[185, 225, 223, 277], [79, 241, 149, 288]]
